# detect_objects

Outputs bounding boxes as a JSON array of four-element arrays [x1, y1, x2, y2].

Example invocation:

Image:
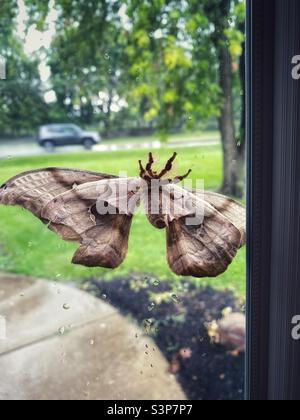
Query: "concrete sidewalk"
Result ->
[[0, 273, 186, 400]]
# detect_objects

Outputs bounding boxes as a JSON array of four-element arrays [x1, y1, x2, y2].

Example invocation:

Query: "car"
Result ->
[[38, 124, 101, 152]]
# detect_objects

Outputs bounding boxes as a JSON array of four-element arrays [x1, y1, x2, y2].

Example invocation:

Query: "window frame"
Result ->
[[246, 0, 300, 400]]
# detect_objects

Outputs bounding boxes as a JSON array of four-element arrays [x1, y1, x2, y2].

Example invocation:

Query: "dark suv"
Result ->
[[38, 124, 101, 152]]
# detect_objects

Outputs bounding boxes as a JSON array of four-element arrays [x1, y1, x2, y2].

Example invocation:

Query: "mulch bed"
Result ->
[[86, 276, 245, 401]]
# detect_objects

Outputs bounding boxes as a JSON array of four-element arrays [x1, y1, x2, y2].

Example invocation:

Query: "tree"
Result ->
[[26, 0, 131, 134], [23, 0, 245, 197], [0, 0, 47, 136], [200, 0, 245, 197], [125, 0, 220, 138]]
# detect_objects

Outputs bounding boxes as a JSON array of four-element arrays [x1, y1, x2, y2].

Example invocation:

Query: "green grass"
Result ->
[[0, 145, 246, 297]]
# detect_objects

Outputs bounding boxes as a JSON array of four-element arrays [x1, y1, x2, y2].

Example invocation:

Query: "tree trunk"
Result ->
[[218, 44, 243, 198], [236, 33, 246, 198]]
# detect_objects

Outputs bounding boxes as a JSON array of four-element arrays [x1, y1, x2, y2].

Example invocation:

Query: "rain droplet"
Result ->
[[90, 339, 95, 346], [102, 294, 107, 300], [104, 52, 110, 60], [63, 304, 70, 310], [152, 280, 160, 287]]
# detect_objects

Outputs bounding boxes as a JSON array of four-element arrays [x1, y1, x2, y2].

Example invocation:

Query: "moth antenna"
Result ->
[[158, 152, 178, 178]]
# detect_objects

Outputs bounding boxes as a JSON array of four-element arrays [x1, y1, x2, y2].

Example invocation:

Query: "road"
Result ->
[[0, 137, 220, 159]]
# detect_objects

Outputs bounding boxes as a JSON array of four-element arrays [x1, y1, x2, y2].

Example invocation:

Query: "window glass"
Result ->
[[0, 0, 246, 401]]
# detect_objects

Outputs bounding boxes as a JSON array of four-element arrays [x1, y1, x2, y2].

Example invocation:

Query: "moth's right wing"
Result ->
[[203, 191, 246, 247], [163, 185, 242, 278]]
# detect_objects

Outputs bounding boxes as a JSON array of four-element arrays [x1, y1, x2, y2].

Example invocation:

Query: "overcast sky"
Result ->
[[17, 0, 58, 102]]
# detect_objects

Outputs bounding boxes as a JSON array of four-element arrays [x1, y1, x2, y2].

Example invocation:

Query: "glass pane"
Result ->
[[0, 0, 246, 401]]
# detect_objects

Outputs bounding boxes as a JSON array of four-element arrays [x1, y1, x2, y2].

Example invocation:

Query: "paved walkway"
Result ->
[[0, 273, 185, 400]]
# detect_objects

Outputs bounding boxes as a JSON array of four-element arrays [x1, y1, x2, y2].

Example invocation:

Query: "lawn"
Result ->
[[0, 145, 246, 297]]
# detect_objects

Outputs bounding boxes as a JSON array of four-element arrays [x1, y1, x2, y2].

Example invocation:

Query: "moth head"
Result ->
[[147, 214, 167, 229], [139, 152, 192, 185]]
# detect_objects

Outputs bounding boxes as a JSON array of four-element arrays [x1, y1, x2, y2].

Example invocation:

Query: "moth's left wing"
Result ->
[[0, 169, 140, 269], [163, 185, 242, 278], [41, 177, 141, 268]]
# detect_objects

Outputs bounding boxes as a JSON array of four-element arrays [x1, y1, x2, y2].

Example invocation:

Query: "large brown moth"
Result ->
[[0, 153, 245, 278]]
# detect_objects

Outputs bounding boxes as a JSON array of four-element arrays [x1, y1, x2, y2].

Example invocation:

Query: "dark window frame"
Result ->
[[247, 0, 300, 400]]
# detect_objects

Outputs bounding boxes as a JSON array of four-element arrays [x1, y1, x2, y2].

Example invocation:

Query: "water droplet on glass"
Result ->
[[58, 327, 66, 336], [104, 52, 110, 60], [102, 294, 107, 300], [28, 241, 33, 248], [148, 302, 155, 312], [171, 294, 181, 303], [56, 274, 62, 279], [90, 339, 95, 346], [152, 280, 160, 287], [63, 304, 70, 310]]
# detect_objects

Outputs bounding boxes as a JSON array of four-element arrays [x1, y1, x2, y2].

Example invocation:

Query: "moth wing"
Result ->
[[0, 169, 139, 268], [164, 186, 242, 278], [41, 177, 141, 268], [202, 190, 246, 247], [0, 167, 116, 218]]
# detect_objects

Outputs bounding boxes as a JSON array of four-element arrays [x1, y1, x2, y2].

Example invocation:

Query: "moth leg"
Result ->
[[158, 152, 177, 178], [173, 169, 192, 183]]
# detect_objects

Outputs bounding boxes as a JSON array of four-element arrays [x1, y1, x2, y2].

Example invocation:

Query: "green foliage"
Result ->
[[125, 0, 220, 138], [1, 0, 245, 140], [0, 0, 47, 136]]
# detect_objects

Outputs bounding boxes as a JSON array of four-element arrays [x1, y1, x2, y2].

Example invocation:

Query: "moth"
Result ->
[[0, 153, 245, 278]]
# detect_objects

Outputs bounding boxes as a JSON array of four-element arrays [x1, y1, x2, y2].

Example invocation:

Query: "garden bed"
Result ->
[[86, 276, 245, 401]]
